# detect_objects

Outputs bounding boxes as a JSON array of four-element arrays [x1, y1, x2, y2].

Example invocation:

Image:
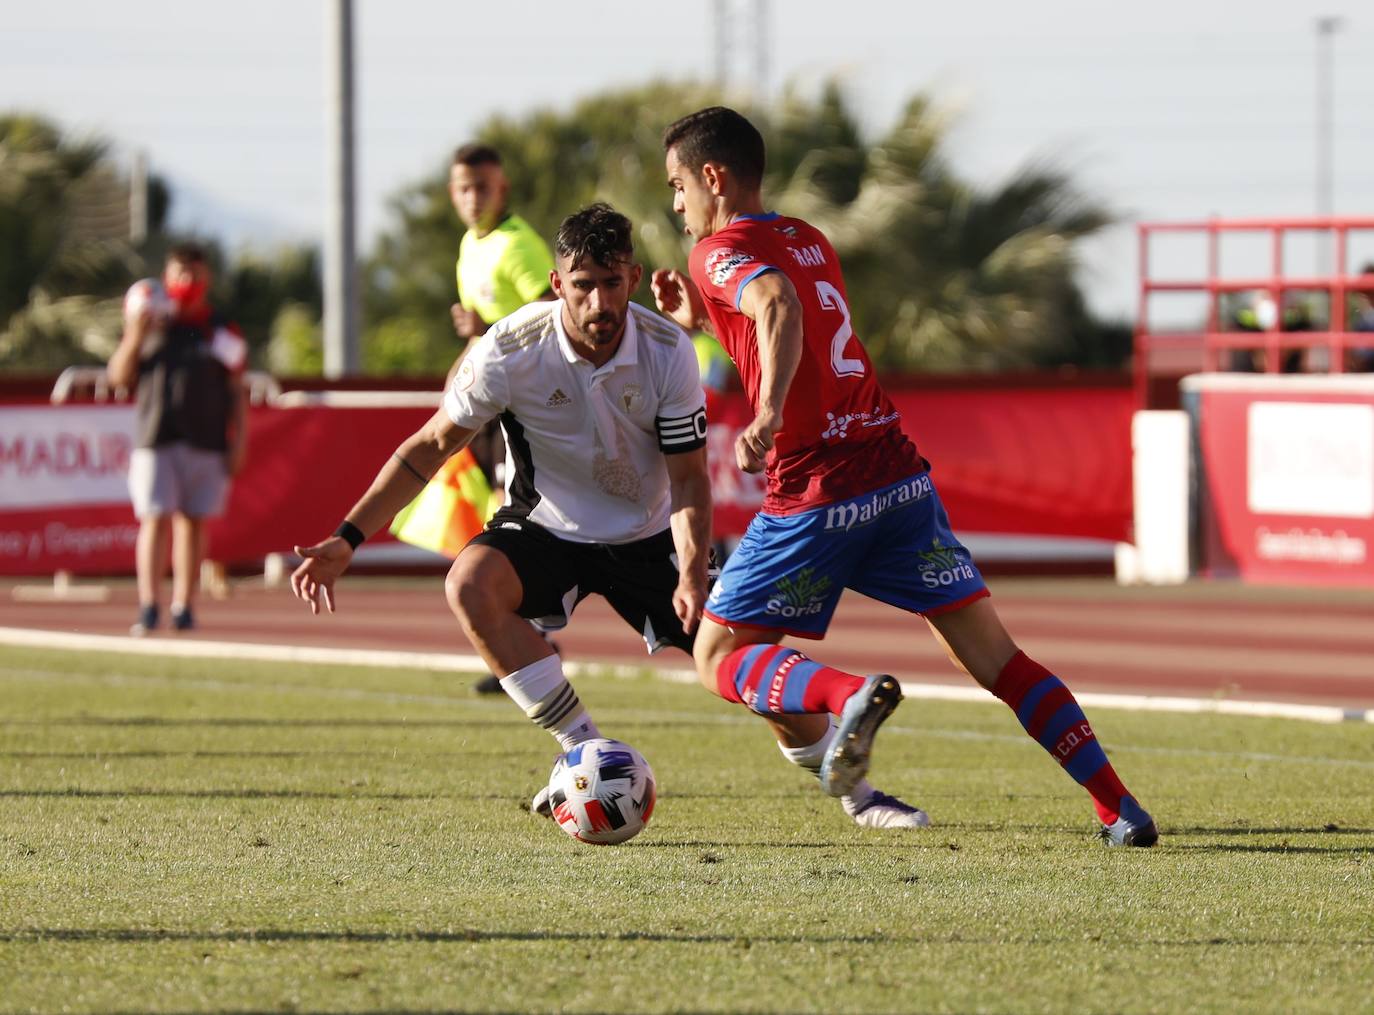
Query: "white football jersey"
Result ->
[[443, 300, 706, 543]]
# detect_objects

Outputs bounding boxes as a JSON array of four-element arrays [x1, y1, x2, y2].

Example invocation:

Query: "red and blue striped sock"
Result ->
[[715, 644, 866, 716], [992, 651, 1130, 824]]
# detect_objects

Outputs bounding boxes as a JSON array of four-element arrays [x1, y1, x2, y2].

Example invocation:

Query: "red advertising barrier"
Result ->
[[709, 384, 1135, 543], [0, 405, 140, 574], [0, 403, 429, 576], [1188, 374, 1374, 585], [894, 383, 1133, 542], [1, 381, 1134, 576], [206, 404, 430, 563]]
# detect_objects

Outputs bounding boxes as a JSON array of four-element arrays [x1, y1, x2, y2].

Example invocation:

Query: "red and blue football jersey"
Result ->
[[689, 213, 923, 514]]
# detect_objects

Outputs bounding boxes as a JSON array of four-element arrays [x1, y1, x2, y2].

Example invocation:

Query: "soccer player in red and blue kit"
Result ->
[[652, 107, 1156, 846]]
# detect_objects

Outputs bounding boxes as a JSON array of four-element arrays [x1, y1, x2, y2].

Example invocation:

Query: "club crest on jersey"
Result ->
[[705, 248, 751, 287], [620, 383, 644, 413]]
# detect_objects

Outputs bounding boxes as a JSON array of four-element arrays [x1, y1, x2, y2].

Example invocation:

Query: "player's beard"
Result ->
[[580, 312, 622, 347]]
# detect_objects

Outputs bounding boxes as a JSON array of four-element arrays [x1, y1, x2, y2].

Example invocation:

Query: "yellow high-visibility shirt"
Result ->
[[456, 214, 554, 324]]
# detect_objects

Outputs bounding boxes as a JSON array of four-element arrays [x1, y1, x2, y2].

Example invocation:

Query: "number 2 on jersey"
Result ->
[[815, 281, 865, 378]]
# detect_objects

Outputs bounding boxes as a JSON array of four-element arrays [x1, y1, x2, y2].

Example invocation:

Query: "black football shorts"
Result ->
[[469, 514, 699, 655]]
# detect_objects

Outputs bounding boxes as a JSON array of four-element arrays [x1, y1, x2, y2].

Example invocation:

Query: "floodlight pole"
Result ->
[[714, 0, 732, 88], [129, 149, 148, 246], [1315, 16, 1341, 274], [753, 0, 769, 103], [324, 0, 360, 378]]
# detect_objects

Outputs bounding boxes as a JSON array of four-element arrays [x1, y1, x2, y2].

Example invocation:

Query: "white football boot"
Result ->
[[843, 788, 930, 829]]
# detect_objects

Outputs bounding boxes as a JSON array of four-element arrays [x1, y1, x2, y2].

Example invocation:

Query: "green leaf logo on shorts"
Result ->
[[916, 538, 962, 572], [767, 568, 833, 619], [917, 537, 978, 591]]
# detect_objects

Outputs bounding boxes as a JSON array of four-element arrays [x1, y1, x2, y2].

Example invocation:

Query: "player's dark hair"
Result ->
[[452, 143, 502, 168], [662, 106, 765, 188], [166, 242, 207, 266], [555, 203, 634, 269]]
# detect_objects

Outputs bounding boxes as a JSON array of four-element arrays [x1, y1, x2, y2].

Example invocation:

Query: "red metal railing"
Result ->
[[1134, 217, 1374, 406]]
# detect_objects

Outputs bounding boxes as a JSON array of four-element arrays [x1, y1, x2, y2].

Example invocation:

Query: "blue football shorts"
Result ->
[[703, 471, 990, 639]]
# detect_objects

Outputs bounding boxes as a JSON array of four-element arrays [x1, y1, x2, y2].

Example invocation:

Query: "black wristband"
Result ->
[[333, 520, 365, 550]]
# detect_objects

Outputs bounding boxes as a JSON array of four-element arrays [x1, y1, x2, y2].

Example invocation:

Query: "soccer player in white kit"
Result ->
[[292, 203, 926, 829]]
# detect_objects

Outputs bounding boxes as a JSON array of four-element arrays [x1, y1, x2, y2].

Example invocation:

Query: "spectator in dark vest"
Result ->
[[108, 244, 248, 635]]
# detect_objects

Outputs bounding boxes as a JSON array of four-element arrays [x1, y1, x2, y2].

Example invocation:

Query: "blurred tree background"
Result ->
[[0, 114, 322, 376], [1, 81, 1130, 378]]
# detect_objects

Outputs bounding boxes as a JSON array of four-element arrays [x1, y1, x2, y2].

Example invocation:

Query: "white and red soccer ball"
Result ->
[[123, 278, 174, 325], [547, 738, 656, 846]]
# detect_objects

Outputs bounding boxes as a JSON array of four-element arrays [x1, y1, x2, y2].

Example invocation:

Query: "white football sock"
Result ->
[[499, 654, 599, 750], [777, 719, 874, 805]]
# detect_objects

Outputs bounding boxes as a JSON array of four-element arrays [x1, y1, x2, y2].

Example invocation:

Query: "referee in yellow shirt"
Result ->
[[423, 143, 557, 693], [448, 144, 556, 344]]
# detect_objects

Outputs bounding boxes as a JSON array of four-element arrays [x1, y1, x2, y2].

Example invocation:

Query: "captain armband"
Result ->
[[656, 408, 708, 454]]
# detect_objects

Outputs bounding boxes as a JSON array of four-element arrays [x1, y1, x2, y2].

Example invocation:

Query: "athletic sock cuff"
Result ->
[[777, 719, 836, 769], [498, 654, 566, 713], [991, 650, 1054, 709]]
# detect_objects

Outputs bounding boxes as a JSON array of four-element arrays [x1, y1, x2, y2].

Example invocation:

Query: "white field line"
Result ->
[[2, 625, 1371, 726], [5, 664, 1374, 773], [893, 680, 1374, 725]]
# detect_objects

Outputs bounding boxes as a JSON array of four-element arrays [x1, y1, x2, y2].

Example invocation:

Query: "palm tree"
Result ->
[[0, 115, 142, 371], [361, 81, 1117, 375], [767, 90, 1113, 371]]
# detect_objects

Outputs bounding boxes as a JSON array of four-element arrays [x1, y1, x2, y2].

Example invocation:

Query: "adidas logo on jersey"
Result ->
[[546, 388, 572, 407]]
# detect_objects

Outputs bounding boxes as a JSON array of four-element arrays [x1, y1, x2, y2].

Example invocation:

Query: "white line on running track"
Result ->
[[1, 625, 1370, 725]]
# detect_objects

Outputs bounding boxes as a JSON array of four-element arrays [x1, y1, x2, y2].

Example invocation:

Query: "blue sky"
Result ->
[[4, 0, 1372, 319]]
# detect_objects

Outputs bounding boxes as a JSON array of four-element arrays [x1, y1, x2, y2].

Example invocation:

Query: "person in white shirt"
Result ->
[[290, 203, 710, 780], [290, 203, 926, 830]]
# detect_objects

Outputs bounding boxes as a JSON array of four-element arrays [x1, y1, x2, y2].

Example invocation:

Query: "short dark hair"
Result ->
[[166, 242, 207, 266], [452, 143, 502, 169], [662, 106, 765, 188], [555, 203, 634, 269]]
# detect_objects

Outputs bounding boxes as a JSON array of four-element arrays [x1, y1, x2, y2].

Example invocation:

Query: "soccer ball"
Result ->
[[123, 278, 174, 324], [546, 738, 656, 845]]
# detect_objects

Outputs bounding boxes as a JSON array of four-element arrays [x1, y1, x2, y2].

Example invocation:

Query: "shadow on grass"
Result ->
[[0, 717, 729, 730], [1168, 826, 1374, 836], [0, 788, 879, 803], [1, 927, 893, 946], [0, 718, 525, 729], [6, 927, 1368, 954], [0, 750, 530, 760], [1164, 824, 1374, 856], [1168, 843, 1374, 856], [0, 789, 448, 800], [638, 839, 930, 850]]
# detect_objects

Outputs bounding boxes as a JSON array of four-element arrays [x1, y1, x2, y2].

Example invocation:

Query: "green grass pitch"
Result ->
[[2, 645, 1371, 1013]]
